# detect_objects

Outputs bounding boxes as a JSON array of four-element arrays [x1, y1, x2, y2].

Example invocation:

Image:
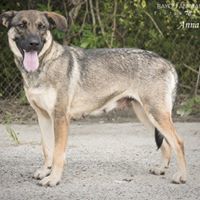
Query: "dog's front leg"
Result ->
[[39, 113, 69, 187], [33, 111, 54, 180]]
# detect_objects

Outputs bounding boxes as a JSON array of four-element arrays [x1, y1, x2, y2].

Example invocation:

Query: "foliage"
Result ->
[[0, 0, 199, 99], [177, 96, 200, 116]]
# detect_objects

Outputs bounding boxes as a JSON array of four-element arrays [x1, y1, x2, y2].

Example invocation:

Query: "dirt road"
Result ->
[[0, 122, 200, 200]]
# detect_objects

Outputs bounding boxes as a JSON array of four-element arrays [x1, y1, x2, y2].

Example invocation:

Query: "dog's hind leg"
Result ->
[[33, 109, 54, 180], [132, 100, 154, 129], [150, 138, 172, 175], [132, 101, 172, 175], [143, 105, 186, 183]]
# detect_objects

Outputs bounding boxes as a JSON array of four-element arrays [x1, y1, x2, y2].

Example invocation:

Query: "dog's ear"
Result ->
[[44, 12, 68, 32], [0, 11, 17, 28]]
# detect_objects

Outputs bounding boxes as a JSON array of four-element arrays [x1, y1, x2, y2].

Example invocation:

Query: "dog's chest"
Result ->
[[25, 86, 57, 114]]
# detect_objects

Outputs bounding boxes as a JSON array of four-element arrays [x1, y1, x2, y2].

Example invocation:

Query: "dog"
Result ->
[[0, 10, 186, 186]]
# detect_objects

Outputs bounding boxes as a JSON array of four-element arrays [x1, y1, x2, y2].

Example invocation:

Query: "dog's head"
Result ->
[[0, 10, 67, 72]]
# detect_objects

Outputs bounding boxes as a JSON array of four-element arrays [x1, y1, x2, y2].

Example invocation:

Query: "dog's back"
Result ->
[[69, 47, 177, 117]]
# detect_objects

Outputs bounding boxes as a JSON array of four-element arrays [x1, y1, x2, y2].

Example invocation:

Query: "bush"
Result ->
[[0, 0, 199, 98]]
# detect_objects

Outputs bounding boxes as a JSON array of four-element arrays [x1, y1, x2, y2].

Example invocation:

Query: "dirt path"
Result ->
[[0, 122, 200, 200]]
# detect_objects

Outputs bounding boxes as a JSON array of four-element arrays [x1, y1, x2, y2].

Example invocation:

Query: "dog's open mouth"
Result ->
[[23, 50, 39, 72]]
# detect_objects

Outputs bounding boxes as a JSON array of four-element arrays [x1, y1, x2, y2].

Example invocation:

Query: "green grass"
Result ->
[[5, 125, 20, 144]]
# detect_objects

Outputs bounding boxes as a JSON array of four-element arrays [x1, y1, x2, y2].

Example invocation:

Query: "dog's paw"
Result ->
[[172, 172, 186, 184], [38, 174, 61, 187], [33, 166, 51, 180], [149, 167, 165, 175]]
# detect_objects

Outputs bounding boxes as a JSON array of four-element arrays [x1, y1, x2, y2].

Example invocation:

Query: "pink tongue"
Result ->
[[23, 51, 39, 72]]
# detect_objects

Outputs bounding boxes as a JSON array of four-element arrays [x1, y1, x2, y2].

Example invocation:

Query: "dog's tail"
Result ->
[[155, 128, 164, 150]]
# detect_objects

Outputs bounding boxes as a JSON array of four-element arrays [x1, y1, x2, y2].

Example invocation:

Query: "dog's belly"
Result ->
[[71, 100, 118, 119], [25, 86, 57, 116], [69, 92, 139, 120]]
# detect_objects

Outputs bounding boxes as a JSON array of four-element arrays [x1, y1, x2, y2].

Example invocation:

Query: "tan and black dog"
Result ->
[[0, 10, 186, 186]]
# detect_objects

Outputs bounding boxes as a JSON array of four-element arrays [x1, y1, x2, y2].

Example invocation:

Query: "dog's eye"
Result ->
[[38, 23, 46, 30], [17, 21, 27, 29], [18, 23, 25, 28]]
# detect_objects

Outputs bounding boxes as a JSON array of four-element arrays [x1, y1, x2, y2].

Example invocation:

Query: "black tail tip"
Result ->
[[155, 128, 164, 150]]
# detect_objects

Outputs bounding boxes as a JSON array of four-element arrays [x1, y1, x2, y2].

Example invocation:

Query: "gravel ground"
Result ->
[[0, 122, 200, 200]]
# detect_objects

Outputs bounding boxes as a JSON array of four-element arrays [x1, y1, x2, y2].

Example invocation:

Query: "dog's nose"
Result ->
[[29, 38, 39, 47], [27, 35, 41, 51]]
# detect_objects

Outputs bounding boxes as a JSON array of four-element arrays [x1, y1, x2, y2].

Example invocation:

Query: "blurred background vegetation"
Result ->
[[0, 0, 199, 123]]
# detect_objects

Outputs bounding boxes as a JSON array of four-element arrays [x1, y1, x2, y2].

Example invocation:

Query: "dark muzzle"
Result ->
[[25, 35, 42, 52]]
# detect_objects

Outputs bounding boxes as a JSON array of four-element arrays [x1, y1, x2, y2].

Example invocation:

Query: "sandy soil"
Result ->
[[0, 122, 200, 200]]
